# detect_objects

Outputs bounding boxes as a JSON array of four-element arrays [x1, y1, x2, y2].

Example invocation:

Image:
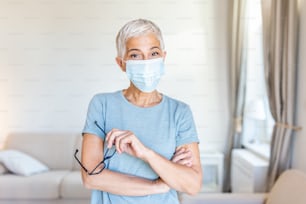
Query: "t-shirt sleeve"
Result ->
[[176, 104, 199, 147], [82, 95, 106, 140]]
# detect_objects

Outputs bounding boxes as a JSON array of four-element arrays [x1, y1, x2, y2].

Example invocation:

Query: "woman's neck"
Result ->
[[123, 86, 162, 108]]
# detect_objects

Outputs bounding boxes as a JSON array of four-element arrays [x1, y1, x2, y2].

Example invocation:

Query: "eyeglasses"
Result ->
[[74, 121, 116, 175], [74, 147, 116, 175]]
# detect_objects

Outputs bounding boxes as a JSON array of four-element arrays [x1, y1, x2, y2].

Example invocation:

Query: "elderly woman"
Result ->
[[78, 19, 202, 204]]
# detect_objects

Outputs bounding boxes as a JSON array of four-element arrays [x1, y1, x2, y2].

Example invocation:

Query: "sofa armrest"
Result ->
[[0, 163, 8, 174], [181, 193, 267, 204]]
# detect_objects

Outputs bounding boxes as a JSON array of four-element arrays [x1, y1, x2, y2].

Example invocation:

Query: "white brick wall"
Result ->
[[0, 0, 230, 152]]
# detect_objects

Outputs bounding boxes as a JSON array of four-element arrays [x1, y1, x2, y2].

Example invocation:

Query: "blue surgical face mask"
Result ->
[[125, 58, 165, 93]]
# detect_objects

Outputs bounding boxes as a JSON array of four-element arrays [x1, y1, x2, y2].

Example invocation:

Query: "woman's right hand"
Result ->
[[105, 128, 150, 161], [171, 147, 193, 167]]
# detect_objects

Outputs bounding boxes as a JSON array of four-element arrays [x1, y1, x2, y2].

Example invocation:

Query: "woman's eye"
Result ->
[[129, 53, 142, 59], [130, 54, 138, 58], [152, 51, 160, 56]]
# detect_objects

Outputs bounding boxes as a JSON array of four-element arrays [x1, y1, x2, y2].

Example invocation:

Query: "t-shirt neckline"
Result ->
[[118, 90, 165, 110]]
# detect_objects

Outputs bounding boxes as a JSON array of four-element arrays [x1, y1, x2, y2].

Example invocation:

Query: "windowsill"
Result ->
[[243, 143, 270, 161]]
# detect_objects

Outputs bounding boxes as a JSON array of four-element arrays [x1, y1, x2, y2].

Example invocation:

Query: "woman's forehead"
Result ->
[[126, 33, 161, 50]]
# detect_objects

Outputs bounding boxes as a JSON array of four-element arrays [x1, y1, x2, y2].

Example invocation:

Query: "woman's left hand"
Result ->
[[105, 129, 149, 160], [171, 147, 193, 167]]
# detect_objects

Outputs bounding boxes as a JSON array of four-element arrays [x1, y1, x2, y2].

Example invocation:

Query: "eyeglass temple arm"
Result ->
[[75, 149, 106, 175], [74, 149, 89, 173], [94, 121, 106, 135]]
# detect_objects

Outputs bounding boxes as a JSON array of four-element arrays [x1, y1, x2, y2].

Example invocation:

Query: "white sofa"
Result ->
[[0, 132, 91, 204], [181, 169, 306, 204], [2, 133, 306, 204]]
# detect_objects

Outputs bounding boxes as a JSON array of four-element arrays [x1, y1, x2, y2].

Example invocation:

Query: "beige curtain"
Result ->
[[223, 0, 248, 192], [261, 0, 301, 190]]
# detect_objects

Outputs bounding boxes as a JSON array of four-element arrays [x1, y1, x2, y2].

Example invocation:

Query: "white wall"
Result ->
[[292, 0, 306, 173], [0, 0, 230, 153]]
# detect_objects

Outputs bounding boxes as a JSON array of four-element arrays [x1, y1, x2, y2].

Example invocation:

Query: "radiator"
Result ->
[[200, 152, 224, 192], [231, 149, 268, 193]]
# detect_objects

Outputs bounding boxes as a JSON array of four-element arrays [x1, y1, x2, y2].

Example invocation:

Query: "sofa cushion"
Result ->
[[5, 133, 79, 170], [60, 171, 91, 199], [0, 170, 69, 199], [266, 169, 306, 204]]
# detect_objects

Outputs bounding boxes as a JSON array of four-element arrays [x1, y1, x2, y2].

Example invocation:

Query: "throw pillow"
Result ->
[[0, 149, 49, 176]]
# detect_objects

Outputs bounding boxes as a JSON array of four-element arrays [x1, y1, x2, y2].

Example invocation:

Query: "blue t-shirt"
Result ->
[[82, 90, 199, 204]]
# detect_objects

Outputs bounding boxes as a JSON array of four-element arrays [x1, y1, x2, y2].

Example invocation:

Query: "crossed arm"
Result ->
[[81, 130, 202, 196]]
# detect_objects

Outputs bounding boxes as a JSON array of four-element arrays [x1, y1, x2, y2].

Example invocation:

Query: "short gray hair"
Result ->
[[116, 19, 165, 58]]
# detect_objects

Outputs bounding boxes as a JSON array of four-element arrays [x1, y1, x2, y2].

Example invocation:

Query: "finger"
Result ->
[[117, 131, 135, 154], [172, 149, 191, 160], [106, 129, 121, 149], [175, 157, 193, 167], [105, 128, 115, 143], [174, 147, 186, 156], [172, 150, 192, 163], [177, 158, 193, 165], [114, 132, 129, 154], [184, 161, 193, 167], [175, 147, 186, 154], [172, 155, 192, 164]]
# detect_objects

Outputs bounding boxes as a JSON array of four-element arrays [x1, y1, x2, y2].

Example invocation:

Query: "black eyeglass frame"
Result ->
[[74, 148, 116, 175], [74, 120, 116, 175]]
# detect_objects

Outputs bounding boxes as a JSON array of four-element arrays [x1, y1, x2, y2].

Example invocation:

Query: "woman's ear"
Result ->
[[115, 57, 126, 72], [163, 51, 167, 61]]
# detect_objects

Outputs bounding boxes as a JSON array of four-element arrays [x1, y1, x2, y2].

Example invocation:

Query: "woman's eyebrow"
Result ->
[[126, 47, 161, 53], [127, 48, 141, 53], [150, 46, 161, 50]]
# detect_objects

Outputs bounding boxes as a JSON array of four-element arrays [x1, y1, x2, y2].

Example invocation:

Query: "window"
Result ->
[[241, 0, 274, 159]]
